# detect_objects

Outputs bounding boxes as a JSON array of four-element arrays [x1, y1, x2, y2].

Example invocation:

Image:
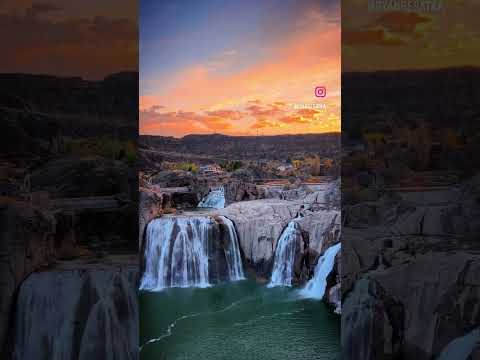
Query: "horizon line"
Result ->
[[139, 131, 341, 139]]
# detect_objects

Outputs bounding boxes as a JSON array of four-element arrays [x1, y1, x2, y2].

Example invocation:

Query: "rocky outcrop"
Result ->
[[224, 181, 265, 205], [0, 199, 56, 355], [150, 170, 194, 187], [264, 179, 341, 209], [13, 263, 138, 360], [342, 253, 480, 360], [326, 251, 342, 314], [215, 198, 340, 282], [263, 185, 312, 201], [30, 157, 131, 198], [342, 180, 480, 359], [138, 188, 164, 248]]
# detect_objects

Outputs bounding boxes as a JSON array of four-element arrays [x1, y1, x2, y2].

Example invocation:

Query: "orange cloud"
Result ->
[[205, 109, 244, 120], [250, 118, 277, 130], [279, 115, 310, 124], [343, 29, 406, 46], [140, 8, 340, 136], [295, 108, 323, 118], [140, 107, 238, 136], [373, 11, 431, 35], [1, 6, 137, 79]]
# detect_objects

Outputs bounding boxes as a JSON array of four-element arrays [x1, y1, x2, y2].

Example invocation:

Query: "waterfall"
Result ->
[[341, 278, 376, 360], [437, 328, 480, 360], [198, 187, 225, 209], [140, 217, 211, 290], [268, 221, 301, 287], [219, 216, 245, 281], [300, 242, 341, 299], [140, 215, 245, 291]]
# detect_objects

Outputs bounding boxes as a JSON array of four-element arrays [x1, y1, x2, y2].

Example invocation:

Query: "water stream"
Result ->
[[198, 187, 225, 209], [268, 221, 301, 287], [140, 215, 244, 290], [300, 243, 341, 300]]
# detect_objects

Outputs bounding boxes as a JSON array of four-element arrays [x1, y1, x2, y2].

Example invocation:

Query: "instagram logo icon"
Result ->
[[315, 86, 326, 97]]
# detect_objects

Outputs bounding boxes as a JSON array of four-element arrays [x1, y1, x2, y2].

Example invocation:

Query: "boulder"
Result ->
[[224, 181, 265, 204]]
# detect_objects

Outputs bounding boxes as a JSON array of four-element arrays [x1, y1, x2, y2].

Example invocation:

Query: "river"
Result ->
[[139, 279, 340, 360]]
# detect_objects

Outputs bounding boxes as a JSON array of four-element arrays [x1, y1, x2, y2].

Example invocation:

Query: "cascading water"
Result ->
[[198, 187, 225, 209], [219, 216, 245, 281], [140, 217, 211, 290], [140, 215, 245, 291], [300, 242, 341, 299], [437, 327, 480, 360], [268, 221, 301, 287]]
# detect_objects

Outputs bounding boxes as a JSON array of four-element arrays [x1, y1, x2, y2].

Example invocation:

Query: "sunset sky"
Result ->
[[139, 0, 340, 137], [343, 0, 480, 71], [1, 0, 137, 79]]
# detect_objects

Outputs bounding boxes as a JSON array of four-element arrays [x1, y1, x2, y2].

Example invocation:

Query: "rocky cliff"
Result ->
[[215, 197, 340, 284], [342, 178, 480, 359], [0, 199, 56, 355]]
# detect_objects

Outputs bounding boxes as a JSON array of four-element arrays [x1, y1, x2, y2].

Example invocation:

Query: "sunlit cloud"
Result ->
[[140, 1, 340, 136]]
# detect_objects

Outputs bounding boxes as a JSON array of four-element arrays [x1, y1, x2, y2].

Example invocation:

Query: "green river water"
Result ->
[[139, 279, 340, 360]]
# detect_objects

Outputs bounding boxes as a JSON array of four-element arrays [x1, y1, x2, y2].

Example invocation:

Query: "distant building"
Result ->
[[200, 164, 223, 175], [277, 164, 294, 172]]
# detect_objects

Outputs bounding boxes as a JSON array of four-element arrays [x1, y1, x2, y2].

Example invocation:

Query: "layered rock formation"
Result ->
[[215, 197, 340, 284], [342, 179, 480, 359], [224, 181, 266, 205]]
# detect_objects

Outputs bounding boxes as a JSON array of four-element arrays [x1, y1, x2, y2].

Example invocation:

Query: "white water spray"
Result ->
[[140, 215, 245, 291], [268, 221, 301, 287], [140, 217, 211, 290], [300, 243, 341, 299], [198, 187, 225, 209], [219, 216, 245, 281]]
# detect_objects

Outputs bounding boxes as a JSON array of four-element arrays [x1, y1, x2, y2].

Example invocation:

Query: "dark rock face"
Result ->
[[138, 188, 164, 249], [207, 218, 234, 283], [150, 170, 194, 187], [30, 157, 130, 198], [170, 192, 198, 208], [0, 200, 56, 356], [1, 111, 57, 158], [342, 178, 480, 359], [224, 181, 265, 205]]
